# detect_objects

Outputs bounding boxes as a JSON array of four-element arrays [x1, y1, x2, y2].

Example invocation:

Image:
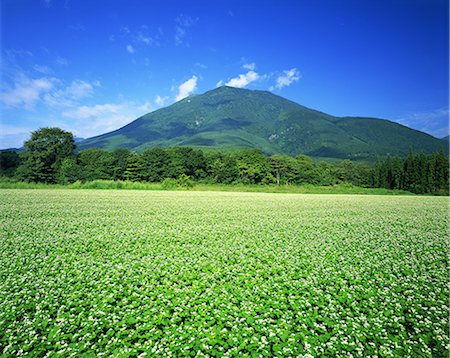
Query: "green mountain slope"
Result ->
[[78, 86, 448, 160]]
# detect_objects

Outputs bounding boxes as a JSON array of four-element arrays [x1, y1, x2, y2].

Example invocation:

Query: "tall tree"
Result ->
[[141, 148, 170, 182], [110, 148, 132, 180], [124, 153, 145, 181], [269, 154, 298, 185], [16, 128, 75, 183]]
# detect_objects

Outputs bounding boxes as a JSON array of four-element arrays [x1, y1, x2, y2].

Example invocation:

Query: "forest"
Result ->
[[0, 128, 448, 195]]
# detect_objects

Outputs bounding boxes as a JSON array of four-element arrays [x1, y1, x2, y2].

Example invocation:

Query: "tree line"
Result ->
[[0, 127, 448, 194]]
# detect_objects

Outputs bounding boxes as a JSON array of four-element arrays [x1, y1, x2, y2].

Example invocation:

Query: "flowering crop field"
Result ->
[[0, 189, 448, 357]]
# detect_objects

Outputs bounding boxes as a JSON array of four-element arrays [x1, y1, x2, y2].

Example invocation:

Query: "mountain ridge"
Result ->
[[78, 86, 448, 160]]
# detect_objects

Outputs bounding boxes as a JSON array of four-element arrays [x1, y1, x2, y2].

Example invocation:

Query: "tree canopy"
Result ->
[[16, 128, 75, 183]]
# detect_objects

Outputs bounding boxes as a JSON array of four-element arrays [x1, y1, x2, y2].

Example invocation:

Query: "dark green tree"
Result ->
[[295, 154, 317, 184], [77, 149, 113, 181], [234, 149, 273, 184], [166, 147, 207, 179], [0, 150, 20, 177], [141, 148, 170, 182], [206, 152, 239, 184], [16, 127, 75, 183], [110, 148, 132, 180], [124, 153, 145, 181]]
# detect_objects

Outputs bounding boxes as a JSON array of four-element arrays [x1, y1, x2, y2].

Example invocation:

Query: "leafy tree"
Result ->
[[141, 148, 170, 182], [206, 152, 239, 184], [110, 148, 132, 180], [58, 158, 81, 184], [16, 127, 75, 183], [295, 154, 317, 184], [269, 154, 298, 185], [166, 147, 207, 179], [77, 149, 113, 181], [0, 150, 20, 177], [234, 149, 273, 184]]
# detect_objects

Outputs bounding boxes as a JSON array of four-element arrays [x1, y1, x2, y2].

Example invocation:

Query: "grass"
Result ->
[[0, 178, 414, 195], [0, 189, 448, 356]]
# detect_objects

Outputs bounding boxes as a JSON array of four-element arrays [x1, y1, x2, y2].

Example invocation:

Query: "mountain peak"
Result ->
[[78, 87, 448, 160]]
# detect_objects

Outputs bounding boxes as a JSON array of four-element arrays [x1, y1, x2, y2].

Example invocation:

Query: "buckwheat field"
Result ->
[[0, 190, 448, 357]]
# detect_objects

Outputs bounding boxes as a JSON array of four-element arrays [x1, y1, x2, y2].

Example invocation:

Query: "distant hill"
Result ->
[[78, 86, 448, 160]]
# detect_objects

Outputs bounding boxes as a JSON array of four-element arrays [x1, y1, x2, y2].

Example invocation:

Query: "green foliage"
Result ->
[[372, 150, 449, 194], [0, 150, 20, 177], [77, 86, 448, 160], [110, 148, 132, 180], [141, 148, 170, 182], [16, 127, 75, 183], [77, 148, 113, 181], [0, 190, 448, 355], [234, 148, 273, 184], [124, 153, 145, 182], [57, 158, 80, 184]]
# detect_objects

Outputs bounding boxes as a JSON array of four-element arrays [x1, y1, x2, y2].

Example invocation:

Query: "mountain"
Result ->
[[78, 86, 448, 160]]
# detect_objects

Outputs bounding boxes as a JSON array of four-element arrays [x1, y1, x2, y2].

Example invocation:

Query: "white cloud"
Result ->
[[216, 80, 224, 87], [55, 56, 68, 66], [155, 95, 169, 107], [0, 75, 56, 110], [63, 104, 122, 120], [396, 107, 449, 138], [176, 75, 198, 101], [68, 23, 85, 32], [137, 33, 152, 45], [126, 44, 135, 54], [273, 68, 300, 90], [66, 80, 96, 99], [0, 124, 34, 149], [33, 64, 52, 74], [174, 14, 196, 45], [243, 63, 256, 71], [195, 62, 207, 69], [43, 79, 98, 107], [225, 70, 259, 88], [138, 102, 152, 113], [61, 101, 152, 138]]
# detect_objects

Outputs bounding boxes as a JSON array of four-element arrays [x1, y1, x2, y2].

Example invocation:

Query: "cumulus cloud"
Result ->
[[0, 75, 56, 110], [272, 68, 301, 90], [176, 75, 198, 101], [225, 70, 259, 88], [155, 95, 169, 107], [243, 63, 256, 71], [126, 44, 135, 54]]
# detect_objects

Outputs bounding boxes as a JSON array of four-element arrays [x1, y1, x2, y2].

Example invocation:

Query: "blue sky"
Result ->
[[1, 0, 448, 149]]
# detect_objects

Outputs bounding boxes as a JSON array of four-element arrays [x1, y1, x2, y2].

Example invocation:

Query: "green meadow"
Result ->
[[0, 190, 448, 356]]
